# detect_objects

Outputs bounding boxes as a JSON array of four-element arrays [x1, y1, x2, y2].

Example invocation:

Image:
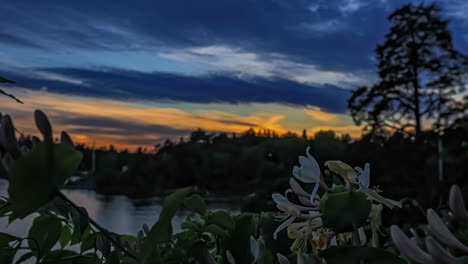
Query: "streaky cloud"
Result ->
[[1, 67, 351, 114]]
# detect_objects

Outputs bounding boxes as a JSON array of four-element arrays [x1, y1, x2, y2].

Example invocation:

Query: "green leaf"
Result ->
[[8, 143, 83, 219], [259, 212, 291, 256], [0, 247, 15, 264], [0, 232, 20, 264], [320, 190, 371, 232], [59, 226, 72, 248], [184, 194, 206, 216], [141, 187, 192, 260], [0, 232, 20, 247], [0, 76, 15, 83], [319, 246, 406, 264], [40, 249, 79, 264], [104, 250, 120, 264], [28, 215, 63, 258], [222, 213, 258, 264], [205, 224, 229, 237], [189, 242, 216, 264], [207, 211, 235, 230]]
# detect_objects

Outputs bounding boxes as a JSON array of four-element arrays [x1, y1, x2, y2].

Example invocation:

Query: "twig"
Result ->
[[56, 191, 138, 261]]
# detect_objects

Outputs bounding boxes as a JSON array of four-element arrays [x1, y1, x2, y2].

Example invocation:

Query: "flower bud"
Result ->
[[95, 234, 110, 256], [276, 253, 291, 264], [324, 160, 357, 183], [289, 178, 309, 198], [0, 115, 21, 159], [449, 185, 468, 224], [20, 145, 29, 155], [425, 236, 460, 264], [226, 250, 237, 264], [34, 110, 53, 143], [427, 209, 468, 253], [31, 136, 41, 145], [390, 225, 433, 263], [2, 152, 13, 170], [60, 131, 74, 147], [143, 223, 150, 235]]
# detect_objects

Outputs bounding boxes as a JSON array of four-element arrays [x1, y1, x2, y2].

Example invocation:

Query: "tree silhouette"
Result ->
[[348, 3, 467, 140]]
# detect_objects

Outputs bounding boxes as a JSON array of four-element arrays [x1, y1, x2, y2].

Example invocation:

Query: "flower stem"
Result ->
[[56, 191, 138, 260]]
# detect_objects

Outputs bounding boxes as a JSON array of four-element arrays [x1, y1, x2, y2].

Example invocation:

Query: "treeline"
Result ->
[[72, 123, 468, 213]]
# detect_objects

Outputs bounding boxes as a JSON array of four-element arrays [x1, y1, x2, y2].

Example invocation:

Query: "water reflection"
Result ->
[[0, 179, 240, 237]]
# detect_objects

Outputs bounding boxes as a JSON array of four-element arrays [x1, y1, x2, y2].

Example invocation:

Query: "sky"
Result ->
[[0, 0, 467, 150]]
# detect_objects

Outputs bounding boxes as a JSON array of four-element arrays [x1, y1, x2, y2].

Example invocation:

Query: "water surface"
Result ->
[[0, 179, 241, 237]]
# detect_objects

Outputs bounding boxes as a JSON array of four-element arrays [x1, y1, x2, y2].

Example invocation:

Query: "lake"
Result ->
[[0, 179, 241, 238]]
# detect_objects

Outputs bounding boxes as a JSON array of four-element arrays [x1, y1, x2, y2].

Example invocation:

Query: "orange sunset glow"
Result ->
[[0, 87, 360, 150]]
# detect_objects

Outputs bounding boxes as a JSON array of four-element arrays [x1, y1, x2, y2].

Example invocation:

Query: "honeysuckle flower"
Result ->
[[449, 185, 468, 224], [287, 218, 322, 240], [250, 236, 265, 263], [289, 178, 310, 198], [287, 178, 318, 207], [425, 237, 461, 264], [354, 163, 402, 209], [410, 228, 424, 247], [358, 227, 367, 246], [311, 229, 334, 250], [325, 160, 357, 184], [427, 208, 468, 253], [355, 163, 370, 188], [272, 193, 317, 215], [293, 147, 321, 201], [271, 193, 319, 239], [390, 225, 434, 264]]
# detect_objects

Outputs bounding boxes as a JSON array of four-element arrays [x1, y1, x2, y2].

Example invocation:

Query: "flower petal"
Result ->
[[325, 160, 357, 183], [358, 185, 400, 209], [449, 185, 468, 224], [226, 250, 237, 264], [356, 163, 370, 188], [273, 216, 296, 240], [289, 178, 309, 198], [358, 227, 367, 246], [390, 225, 433, 264], [272, 193, 317, 212], [425, 236, 461, 264], [427, 209, 468, 253], [276, 253, 291, 264], [250, 236, 258, 260], [309, 183, 320, 202]]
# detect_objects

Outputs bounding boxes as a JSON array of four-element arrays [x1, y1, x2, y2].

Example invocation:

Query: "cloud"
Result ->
[[1, 67, 352, 113], [0, 0, 406, 73], [58, 115, 192, 136], [158, 45, 366, 87], [339, 0, 368, 14], [0, 32, 43, 49], [305, 107, 338, 122], [0, 86, 360, 149]]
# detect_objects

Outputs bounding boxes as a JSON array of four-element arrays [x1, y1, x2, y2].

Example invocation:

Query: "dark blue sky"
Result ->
[[0, 0, 467, 148]]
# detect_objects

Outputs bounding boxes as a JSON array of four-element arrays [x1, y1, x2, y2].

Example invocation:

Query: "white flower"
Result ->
[[271, 193, 319, 239], [355, 163, 370, 188], [292, 147, 321, 201], [293, 147, 320, 183], [250, 236, 265, 263], [325, 160, 357, 183], [354, 163, 402, 209], [391, 225, 434, 264]]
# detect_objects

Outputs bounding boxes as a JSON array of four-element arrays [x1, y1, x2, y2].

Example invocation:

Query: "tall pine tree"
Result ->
[[348, 3, 467, 140]]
